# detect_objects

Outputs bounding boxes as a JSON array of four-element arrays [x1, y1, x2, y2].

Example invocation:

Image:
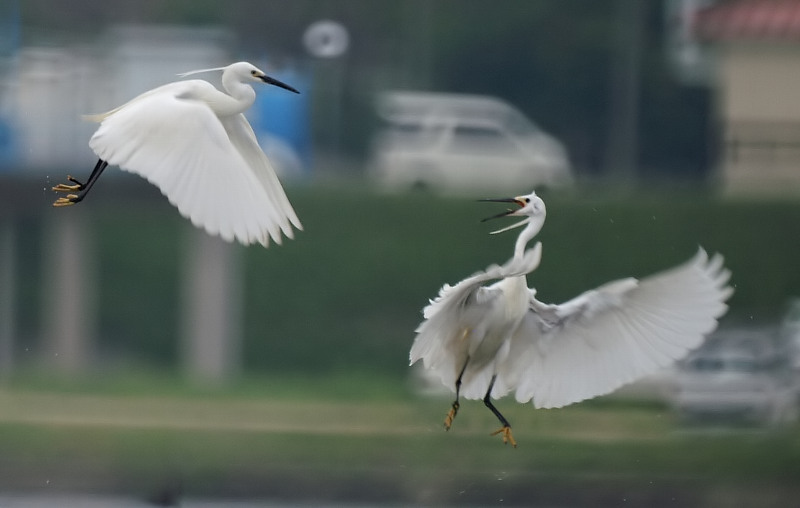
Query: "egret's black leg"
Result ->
[[484, 374, 517, 447], [52, 158, 106, 192], [52, 159, 109, 207], [445, 355, 470, 430]]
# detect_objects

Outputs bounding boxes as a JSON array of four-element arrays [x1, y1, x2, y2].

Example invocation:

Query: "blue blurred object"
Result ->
[[0, 118, 15, 170], [0, 0, 19, 171], [251, 66, 311, 177]]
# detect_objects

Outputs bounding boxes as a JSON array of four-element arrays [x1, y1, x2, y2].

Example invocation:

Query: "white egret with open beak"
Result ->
[[410, 191, 732, 447]]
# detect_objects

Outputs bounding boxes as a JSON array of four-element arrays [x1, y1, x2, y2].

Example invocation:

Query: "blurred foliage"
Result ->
[[11, 184, 800, 374], [19, 0, 711, 177]]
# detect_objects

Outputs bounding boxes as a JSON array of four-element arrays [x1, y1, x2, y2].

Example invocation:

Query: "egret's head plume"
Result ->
[[176, 66, 227, 78]]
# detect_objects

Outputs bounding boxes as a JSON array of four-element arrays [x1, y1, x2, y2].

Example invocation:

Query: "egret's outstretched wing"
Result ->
[[409, 243, 542, 392], [220, 115, 302, 236], [88, 81, 298, 246], [510, 248, 732, 409]]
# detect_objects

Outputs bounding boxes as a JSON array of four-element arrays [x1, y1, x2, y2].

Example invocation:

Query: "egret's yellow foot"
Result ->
[[52, 183, 81, 192], [53, 195, 79, 207], [491, 425, 517, 448], [52, 176, 85, 193], [444, 401, 460, 430]]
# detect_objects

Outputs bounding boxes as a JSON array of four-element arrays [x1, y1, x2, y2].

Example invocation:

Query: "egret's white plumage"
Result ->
[[53, 61, 301, 247], [409, 191, 732, 446]]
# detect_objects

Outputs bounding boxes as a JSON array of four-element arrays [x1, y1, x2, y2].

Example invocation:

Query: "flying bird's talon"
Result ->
[[52, 175, 87, 192], [52, 183, 82, 192], [52, 195, 78, 207], [491, 425, 517, 448], [53, 175, 87, 193], [444, 401, 460, 430]]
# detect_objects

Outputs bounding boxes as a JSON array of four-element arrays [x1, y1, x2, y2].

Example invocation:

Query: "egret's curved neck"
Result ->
[[514, 217, 544, 260], [219, 75, 256, 115]]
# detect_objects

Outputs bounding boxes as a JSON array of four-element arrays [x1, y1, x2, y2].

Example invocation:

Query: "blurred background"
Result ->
[[1, 0, 800, 506]]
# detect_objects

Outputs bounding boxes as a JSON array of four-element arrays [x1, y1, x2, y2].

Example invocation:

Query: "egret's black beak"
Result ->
[[479, 197, 524, 222], [260, 75, 300, 94]]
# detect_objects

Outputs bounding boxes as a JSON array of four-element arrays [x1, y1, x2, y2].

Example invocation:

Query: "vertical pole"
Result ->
[[0, 220, 15, 381], [42, 210, 95, 373], [604, 0, 645, 183], [180, 227, 242, 385], [404, 0, 435, 88]]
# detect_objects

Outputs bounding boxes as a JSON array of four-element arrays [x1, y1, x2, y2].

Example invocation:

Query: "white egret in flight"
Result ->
[[410, 191, 732, 447], [52, 61, 302, 247]]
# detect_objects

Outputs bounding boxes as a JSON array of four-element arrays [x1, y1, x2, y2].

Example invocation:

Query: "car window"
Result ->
[[444, 125, 518, 155], [727, 358, 757, 372], [689, 357, 724, 371], [383, 122, 442, 148]]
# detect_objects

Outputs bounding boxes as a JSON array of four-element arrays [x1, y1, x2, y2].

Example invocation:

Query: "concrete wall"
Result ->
[[717, 42, 800, 194]]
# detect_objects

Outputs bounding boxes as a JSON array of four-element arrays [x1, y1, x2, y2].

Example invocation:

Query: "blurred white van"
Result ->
[[369, 91, 572, 195], [670, 330, 799, 426]]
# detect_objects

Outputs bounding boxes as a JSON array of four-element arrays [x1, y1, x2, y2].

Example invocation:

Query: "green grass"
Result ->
[[1, 383, 799, 505], [4, 366, 413, 402]]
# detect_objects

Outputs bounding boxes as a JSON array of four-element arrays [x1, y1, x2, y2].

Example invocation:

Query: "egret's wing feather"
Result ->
[[88, 81, 295, 246], [510, 248, 732, 409], [219, 115, 302, 235], [409, 243, 542, 392]]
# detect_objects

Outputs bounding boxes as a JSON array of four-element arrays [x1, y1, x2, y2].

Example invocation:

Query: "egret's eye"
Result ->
[[250, 70, 258, 76], [524, 198, 531, 203]]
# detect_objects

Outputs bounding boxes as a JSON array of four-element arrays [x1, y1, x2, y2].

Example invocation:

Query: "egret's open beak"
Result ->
[[479, 197, 525, 222], [260, 75, 300, 94]]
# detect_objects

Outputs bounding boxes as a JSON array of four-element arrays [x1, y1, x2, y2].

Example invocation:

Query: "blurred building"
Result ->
[[696, 0, 800, 195]]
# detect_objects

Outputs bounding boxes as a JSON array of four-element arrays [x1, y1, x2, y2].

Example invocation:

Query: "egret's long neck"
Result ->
[[220, 76, 256, 115], [514, 217, 544, 260]]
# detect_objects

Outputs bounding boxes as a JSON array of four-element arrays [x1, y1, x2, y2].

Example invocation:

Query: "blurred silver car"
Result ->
[[369, 91, 572, 195], [779, 297, 800, 371], [671, 331, 799, 426]]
